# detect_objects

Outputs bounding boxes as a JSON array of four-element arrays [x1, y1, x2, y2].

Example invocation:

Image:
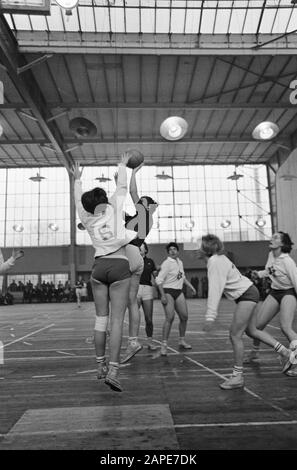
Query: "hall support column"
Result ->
[[69, 172, 77, 287], [275, 149, 297, 261]]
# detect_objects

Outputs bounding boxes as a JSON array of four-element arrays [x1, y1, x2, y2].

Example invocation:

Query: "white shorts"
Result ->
[[125, 244, 144, 276], [137, 284, 154, 301]]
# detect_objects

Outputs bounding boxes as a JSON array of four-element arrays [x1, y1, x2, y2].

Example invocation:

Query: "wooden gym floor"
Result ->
[[0, 299, 297, 450]]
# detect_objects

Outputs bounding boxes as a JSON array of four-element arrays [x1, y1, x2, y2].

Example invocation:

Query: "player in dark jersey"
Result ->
[[121, 163, 158, 363], [137, 242, 159, 350]]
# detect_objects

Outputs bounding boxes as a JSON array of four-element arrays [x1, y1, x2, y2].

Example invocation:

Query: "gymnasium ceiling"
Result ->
[[0, 0, 297, 169]]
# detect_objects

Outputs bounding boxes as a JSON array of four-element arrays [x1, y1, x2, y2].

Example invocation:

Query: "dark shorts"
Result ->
[[164, 288, 183, 301], [235, 284, 260, 304], [91, 258, 131, 285], [128, 236, 144, 248], [269, 288, 297, 305]]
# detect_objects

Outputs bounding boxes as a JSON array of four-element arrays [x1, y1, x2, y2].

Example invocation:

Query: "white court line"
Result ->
[[175, 420, 297, 429], [56, 350, 76, 356], [76, 369, 97, 374], [152, 340, 290, 416], [32, 375, 56, 378], [1, 419, 297, 439], [2, 324, 55, 348]]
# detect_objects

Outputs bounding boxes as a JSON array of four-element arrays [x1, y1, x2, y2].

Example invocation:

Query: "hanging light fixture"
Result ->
[[185, 220, 195, 229], [77, 222, 86, 230], [227, 171, 243, 181], [54, 0, 79, 15], [220, 219, 231, 229], [29, 173, 46, 182], [160, 116, 188, 141], [13, 224, 24, 232], [48, 223, 59, 232], [95, 174, 111, 182], [69, 117, 97, 138], [252, 121, 279, 141], [155, 170, 173, 180], [255, 217, 266, 228]]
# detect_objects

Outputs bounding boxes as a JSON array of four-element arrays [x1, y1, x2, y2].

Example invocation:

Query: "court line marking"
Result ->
[[31, 375, 56, 378], [1, 419, 297, 439], [1, 324, 55, 348], [152, 340, 290, 417], [56, 350, 76, 356], [174, 420, 297, 429]]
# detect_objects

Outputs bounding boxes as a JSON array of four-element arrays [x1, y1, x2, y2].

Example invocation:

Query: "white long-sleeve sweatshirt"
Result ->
[[74, 164, 136, 257], [155, 257, 185, 289], [206, 254, 252, 321], [257, 252, 297, 292], [0, 249, 15, 274]]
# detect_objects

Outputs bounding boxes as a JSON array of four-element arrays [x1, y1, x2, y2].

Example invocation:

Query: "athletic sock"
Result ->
[[274, 342, 289, 357], [232, 365, 243, 377], [96, 355, 105, 364]]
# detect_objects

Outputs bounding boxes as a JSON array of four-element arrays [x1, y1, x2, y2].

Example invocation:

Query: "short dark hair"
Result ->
[[201, 234, 224, 256], [140, 196, 158, 206], [166, 242, 179, 252], [81, 187, 108, 214], [141, 241, 148, 254], [279, 231, 294, 253]]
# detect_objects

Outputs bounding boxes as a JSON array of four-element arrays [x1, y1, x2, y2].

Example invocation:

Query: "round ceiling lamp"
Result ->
[[54, 0, 79, 15], [252, 122, 279, 141], [160, 116, 188, 141], [69, 117, 97, 138], [227, 171, 243, 181], [95, 174, 111, 182], [220, 219, 231, 229], [185, 220, 195, 229], [155, 170, 173, 180], [48, 223, 59, 232], [29, 173, 46, 182], [255, 217, 266, 228], [13, 224, 24, 232]]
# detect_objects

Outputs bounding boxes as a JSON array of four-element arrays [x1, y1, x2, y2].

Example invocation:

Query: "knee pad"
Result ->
[[94, 315, 109, 332]]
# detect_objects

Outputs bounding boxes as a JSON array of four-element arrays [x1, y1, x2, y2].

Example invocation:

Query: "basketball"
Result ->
[[126, 149, 144, 169]]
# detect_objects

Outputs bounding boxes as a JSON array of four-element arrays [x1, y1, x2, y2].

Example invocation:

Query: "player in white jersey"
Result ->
[[245, 231, 297, 377], [200, 234, 260, 390], [155, 242, 196, 356], [72, 154, 137, 392], [200, 234, 296, 390]]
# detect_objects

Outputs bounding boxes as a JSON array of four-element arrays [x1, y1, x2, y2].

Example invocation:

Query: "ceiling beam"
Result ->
[[16, 32, 297, 55], [46, 102, 295, 111], [1, 136, 289, 146], [0, 16, 73, 171]]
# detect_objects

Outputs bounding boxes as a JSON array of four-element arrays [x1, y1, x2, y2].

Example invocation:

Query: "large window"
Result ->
[[76, 163, 271, 244], [1, 167, 70, 246], [0, 164, 271, 247]]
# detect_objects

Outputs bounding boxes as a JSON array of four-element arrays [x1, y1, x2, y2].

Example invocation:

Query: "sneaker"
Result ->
[[105, 365, 122, 392], [160, 343, 167, 356], [179, 340, 192, 350], [220, 374, 244, 390], [120, 341, 142, 364], [280, 350, 297, 374], [97, 362, 108, 380], [147, 341, 158, 351], [286, 364, 297, 377], [243, 350, 260, 364]]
